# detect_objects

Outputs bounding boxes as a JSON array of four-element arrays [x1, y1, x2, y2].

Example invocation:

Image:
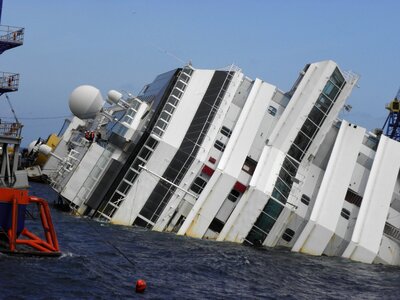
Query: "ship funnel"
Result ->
[[69, 85, 104, 119]]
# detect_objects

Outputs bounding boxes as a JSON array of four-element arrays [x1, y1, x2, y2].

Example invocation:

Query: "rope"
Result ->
[[0, 115, 70, 120], [70, 206, 136, 268]]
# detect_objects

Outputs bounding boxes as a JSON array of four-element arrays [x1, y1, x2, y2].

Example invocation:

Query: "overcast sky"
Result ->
[[1, 0, 399, 146]]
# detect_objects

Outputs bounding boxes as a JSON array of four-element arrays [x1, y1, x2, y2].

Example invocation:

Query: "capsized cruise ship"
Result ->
[[41, 60, 400, 265]]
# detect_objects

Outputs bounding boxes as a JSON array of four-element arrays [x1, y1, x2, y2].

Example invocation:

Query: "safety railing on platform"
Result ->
[[0, 25, 24, 44], [0, 72, 19, 92], [342, 70, 360, 86], [0, 122, 22, 138]]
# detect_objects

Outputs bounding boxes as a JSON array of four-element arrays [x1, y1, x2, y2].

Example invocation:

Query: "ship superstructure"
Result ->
[[43, 60, 400, 265]]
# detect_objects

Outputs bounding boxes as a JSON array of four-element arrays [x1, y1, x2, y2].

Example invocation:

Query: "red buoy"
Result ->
[[136, 279, 147, 293]]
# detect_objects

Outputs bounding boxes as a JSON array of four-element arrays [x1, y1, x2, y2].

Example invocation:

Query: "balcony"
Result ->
[[0, 25, 24, 54]]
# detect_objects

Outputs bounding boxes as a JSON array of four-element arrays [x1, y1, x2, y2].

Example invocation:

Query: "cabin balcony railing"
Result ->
[[0, 122, 22, 138], [0, 72, 19, 92], [0, 25, 24, 44]]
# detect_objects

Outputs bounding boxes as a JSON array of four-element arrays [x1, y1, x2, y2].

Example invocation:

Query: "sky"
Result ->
[[0, 0, 399, 146]]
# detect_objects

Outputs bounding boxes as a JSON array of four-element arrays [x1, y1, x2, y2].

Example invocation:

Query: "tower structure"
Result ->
[[382, 87, 400, 141], [0, 2, 27, 187]]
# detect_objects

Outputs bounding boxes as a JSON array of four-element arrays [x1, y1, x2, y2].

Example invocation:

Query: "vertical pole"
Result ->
[[43, 200, 59, 251], [5, 144, 10, 184], [0, 143, 7, 184], [38, 202, 52, 244], [12, 143, 19, 177], [9, 196, 17, 252], [0, 0, 3, 25]]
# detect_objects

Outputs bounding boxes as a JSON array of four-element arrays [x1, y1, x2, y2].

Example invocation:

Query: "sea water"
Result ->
[[0, 183, 399, 299]]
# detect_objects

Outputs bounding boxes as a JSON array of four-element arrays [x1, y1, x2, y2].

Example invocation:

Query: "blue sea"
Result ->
[[0, 182, 399, 299]]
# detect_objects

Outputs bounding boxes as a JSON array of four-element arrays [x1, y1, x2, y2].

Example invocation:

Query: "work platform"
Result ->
[[0, 25, 24, 54]]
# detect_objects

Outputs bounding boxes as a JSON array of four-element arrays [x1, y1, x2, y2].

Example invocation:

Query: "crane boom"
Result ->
[[4, 94, 19, 124]]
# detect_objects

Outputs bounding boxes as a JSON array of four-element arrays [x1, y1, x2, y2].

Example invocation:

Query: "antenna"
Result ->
[[154, 45, 187, 65]]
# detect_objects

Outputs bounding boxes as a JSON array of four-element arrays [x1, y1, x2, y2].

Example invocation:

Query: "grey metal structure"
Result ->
[[0, 13, 27, 188]]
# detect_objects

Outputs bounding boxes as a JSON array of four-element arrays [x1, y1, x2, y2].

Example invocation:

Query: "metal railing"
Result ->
[[342, 70, 360, 86], [0, 122, 22, 138], [0, 25, 24, 44], [0, 72, 19, 91]]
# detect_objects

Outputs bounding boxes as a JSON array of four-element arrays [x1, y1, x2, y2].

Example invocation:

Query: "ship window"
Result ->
[[315, 94, 332, 113], [288, 143, 304, 161], [172, 89, 183, 99], [242, 156, 257, 175], [300, 119, 318, 139], [330, 68, 345, 89], [113, 124, 128, 136], [227, 189, 241, 202], [209, 218, 225, 233], [214, 140, 226, 152], [125, 169, 138, 182], [282, 228, 295, 242], [165, 102, 176, 114], [127, 107, 137, 117], [160, 111, 172, 123], [190, 177, 207, 195], [183, 67, 194, 76], [268, 105, 277, 116], [175, 80, 186, 92], [322, 82, 339, 102], [153, 127, 164, 137], [131, 100, 141, 110], [180, 73, 190, 83], [168, 95, 179, 106], [341, 208, 350, 220], [301, 194, 310, 206], [156, 119, 168, 130], [220, 126, 232, 138], [138, 147, 152, 161], [293, 131, 311, 152], [308, 106, 325, 127], [123, 115, 135, 125]]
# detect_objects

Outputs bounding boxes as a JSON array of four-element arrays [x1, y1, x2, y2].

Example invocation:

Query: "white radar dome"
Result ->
[[107, 90, 123, 104], [69, 85, 104, 119]]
